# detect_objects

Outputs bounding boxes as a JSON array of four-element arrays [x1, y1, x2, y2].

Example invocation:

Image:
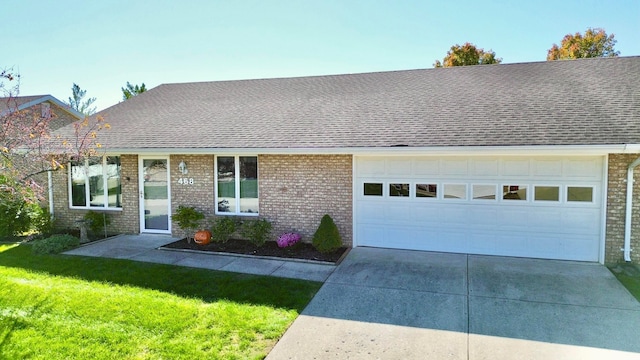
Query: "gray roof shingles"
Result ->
[[57, 56, 640, 150]]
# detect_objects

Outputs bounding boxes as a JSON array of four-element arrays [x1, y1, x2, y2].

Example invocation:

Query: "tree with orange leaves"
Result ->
[[547, 28, 619, 60], [434, 42, 502, 68]]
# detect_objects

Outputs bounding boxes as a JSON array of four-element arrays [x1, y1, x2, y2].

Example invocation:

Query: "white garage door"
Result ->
[[355, 156, 604, 261]]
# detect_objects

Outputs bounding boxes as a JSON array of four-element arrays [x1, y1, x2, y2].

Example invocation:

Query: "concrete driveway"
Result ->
[[267, 247, 640, 360]]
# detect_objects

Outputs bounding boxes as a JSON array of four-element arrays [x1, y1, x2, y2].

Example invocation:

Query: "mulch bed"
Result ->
[[162, 238, 349, 264]]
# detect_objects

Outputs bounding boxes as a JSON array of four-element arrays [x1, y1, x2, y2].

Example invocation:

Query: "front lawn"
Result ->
[[0, 242, 322, 359], [609, 263, 640, 302]]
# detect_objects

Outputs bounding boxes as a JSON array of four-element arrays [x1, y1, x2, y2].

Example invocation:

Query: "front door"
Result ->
[[139, 156, 171, 233]]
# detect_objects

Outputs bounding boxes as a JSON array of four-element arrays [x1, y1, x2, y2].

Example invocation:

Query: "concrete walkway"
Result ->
[[267, 247, 640, 360], [64, 234, 336, 282]]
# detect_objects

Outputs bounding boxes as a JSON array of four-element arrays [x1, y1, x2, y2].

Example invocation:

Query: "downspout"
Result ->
[[47, 170, 54, 219], [623, 157, 640, 262]]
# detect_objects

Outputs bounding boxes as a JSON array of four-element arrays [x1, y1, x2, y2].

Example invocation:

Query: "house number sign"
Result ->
[[177, 178, 194, 185]]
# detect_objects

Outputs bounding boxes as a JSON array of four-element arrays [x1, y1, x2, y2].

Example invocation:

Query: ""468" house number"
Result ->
[[177, 178, 194, 185]]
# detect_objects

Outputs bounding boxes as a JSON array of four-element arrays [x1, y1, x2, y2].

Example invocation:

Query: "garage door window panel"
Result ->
[[389, 183, 410, 197], [567, 186, 594, 202], [534, 186, 560, 202], [364, 183, 383, 196], [416, 184, 438, 198], [503, 185, 527, 201], [443, 184, 467, 200], [472, 184, 496, 200]]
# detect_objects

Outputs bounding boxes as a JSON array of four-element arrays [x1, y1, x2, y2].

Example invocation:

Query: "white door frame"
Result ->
[[139, 156, 171, 234]]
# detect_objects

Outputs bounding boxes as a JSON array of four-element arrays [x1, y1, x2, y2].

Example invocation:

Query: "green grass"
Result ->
[[609, 263, 640, 302], [0, 242, 322, 359]]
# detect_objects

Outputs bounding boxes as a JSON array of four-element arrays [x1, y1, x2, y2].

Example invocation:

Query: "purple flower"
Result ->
[[277, 232, 301, 248]]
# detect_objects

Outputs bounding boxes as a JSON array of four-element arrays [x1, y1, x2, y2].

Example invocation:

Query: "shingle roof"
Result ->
[[57, 56, 640, 150]]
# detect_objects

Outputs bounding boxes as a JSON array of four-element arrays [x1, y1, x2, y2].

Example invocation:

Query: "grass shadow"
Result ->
[[0, 243, 321, 312]]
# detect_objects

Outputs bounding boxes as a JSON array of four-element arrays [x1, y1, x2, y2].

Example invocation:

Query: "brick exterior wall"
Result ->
[[50, 154, 139, 234], [169, 155, 215, 238], [606, 154, 640, 264], [49, 103, 81, 130], [259, 154, 353, 246]]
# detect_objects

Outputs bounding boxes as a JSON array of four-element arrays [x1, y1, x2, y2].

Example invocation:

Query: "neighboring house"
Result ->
[[49, 56, 640, 264], [1, 95, 84, 208], [0, 95, 84, 131]]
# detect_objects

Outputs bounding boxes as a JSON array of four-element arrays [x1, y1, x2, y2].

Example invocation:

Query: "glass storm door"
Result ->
[[139, 157, 171, 233]]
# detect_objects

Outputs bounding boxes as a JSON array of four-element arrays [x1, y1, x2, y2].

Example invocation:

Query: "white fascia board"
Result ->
[[15, 95, 85, 120], [102, 144, 640, 156]]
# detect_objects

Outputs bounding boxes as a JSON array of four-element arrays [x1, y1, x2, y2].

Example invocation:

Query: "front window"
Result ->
[[216, 156, 258, 215], [69, 156, 121, 209]]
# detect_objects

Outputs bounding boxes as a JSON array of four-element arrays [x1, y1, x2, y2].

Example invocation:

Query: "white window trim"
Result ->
[[68, 155, 122, 210], [214, 155, 259, 216]]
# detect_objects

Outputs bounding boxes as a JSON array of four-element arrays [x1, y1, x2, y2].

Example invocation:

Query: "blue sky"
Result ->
[[5, 0, 640, 111]]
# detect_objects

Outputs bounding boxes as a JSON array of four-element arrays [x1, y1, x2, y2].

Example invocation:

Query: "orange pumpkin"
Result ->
[[194, 230, 212, 245]]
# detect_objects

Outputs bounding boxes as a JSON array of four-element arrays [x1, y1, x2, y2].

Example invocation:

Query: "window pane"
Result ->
[[106, 156, 122, 208], [535, 186, 559, 201], [88, 157, 104, 207], [473, 185, 496, 200], [567, 187, 593, 202], [389, 183, 410, 197], [70, 161, 86, 206], [239, 156, 258, 213], [444, 184, 466, 199], [364, 183, 383, 196], [416, 184, 437, 198], [217, 156, 236, 212], [503, 185, 527, 200]]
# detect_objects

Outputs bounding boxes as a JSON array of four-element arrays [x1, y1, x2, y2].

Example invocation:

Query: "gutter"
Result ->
[[623, 157, 640, 261], [98, 144, 640, 157]]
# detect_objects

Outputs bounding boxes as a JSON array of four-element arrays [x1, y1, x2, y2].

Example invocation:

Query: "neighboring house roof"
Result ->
[[0, 95, 84, 120], [56, 56, 640, 152]]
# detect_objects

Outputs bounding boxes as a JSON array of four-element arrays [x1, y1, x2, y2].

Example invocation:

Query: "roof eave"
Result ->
[[96, 144, 640, 156], [17, 95, 84, 120]]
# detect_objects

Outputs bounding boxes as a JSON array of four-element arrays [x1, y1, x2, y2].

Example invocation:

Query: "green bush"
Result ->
[[210, 217, 239, 243], [32, 207, 56, 238], [32, 234, 80, 255], [0, 175, 39, 239], [312, 214, 342, 253], [172, 206, 205, 240], [83, 211, 111, 235], [240, 218, 272, 247]]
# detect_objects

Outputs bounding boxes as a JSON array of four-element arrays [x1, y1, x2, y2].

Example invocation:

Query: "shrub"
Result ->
[[0, 175, 39, 239], [210, 217, 239, 243], [277, 233, 301, 248], [172, 206, 205, 240], [240, 219, 272, 247], [83, 211, 111, 236], [32, 234, 80, 255], [312, 214, 342, 253], [32, 207, 56, 238]]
